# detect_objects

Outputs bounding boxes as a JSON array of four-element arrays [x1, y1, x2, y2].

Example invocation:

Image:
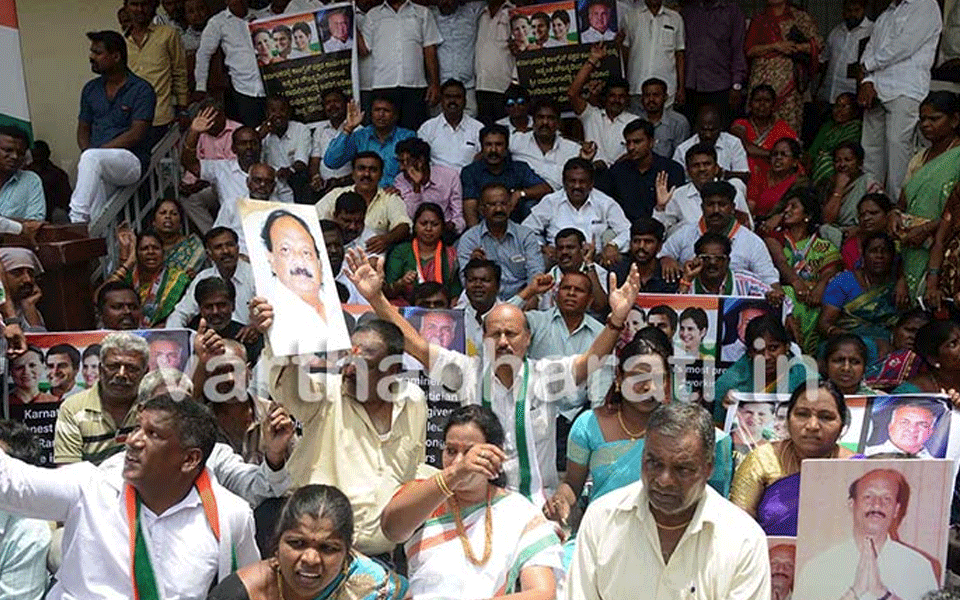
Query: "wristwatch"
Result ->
[[732, 83, 743, 91], [3, 316, 23, 329]]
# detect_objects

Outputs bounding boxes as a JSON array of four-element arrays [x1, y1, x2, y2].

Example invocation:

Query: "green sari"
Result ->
[[836, 281, 898, 362], [817, 172, 881, 248], [902, 145, 960, 298], [781, 233, 842, 354], [164, 234, 206, 277], [808, 119, 862, 184], [127, 266, 191, 326]]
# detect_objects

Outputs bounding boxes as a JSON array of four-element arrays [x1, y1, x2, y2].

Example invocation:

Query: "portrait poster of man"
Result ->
[[249, 3, 356, 123], [717, 297, 781, 365], [400, 307, 466, 466], [240, 199, 350, 356], [861, 395, 951, 458], [725, 392, 870, 459], [768, 537, 796, 600], [5, 329, 192, 465], [509, 0, 620, 109], [795, 459, 951, 600]]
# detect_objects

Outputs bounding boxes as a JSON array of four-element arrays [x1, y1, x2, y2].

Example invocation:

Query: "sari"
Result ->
[[817, 172, 882, 248], [744, 6, 822, 132], [384, 241, 462, 304], [825, 272, 898, 363], [902, 144, 960, 298], [865, 349, 923, 392], [404, 488, 563, 599], [751, 172, 800, 220], [163, 234, 206, 277], [127, 266, 191, 326], [780, 233, 843, 354], [733, 117, 798, 205], [807, 119, 863, 184]]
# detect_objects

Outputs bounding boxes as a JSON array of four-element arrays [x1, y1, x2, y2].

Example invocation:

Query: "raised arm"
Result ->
[[0, 449, 84, 522], [344, 247, 431, 367], [572, 264, 639, 384], [568, 43, 606, 115], [182, 106, 217, 178]]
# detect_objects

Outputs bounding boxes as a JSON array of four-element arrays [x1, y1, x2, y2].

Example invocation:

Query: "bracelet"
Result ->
[[435, 472, 455, 497], [606, 316, 625, 331]]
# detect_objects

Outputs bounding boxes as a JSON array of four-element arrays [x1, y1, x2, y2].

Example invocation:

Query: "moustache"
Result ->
[[288, 267, 314, 278], [866, 510, 886, 519]]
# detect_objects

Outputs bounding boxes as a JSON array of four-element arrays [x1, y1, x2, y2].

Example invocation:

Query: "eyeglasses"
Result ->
[[696, 254, 727, 263], [506, 98, 526, 107]]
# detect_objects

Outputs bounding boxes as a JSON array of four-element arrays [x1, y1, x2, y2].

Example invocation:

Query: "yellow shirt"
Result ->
[[53, 386, 139, 465], [126, 24, 188, 126], [316, 185, 412, 236], [266, 345, 427, 555]]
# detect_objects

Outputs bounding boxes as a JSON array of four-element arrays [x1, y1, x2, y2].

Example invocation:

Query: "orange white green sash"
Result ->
[[124, 470, 236, 600]]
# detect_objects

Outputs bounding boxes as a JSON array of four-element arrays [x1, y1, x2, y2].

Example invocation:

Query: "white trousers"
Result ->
[[862, 95, 920, 201], [69, 148, 141, 223]]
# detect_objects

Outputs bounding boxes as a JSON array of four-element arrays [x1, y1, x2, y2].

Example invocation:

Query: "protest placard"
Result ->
[[240, 199, 350, 356], [6, 329, 192, 465], [250, 4, 356, 123], [510, 0, 621, 110]]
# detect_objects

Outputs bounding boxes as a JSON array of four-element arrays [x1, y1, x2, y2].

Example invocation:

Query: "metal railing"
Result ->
[[88, 127, 182, 281]]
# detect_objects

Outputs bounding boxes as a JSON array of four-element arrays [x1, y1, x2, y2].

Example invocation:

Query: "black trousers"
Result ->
[[371, 87, 429, 131], [476, 90, 507, 125], [684, 88, 739, 127], [225, 88, 266, 128]]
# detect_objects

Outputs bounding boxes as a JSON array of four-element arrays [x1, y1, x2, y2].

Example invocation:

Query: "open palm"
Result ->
[[344, 247, 383, 300], [608, 264, 641, 321]]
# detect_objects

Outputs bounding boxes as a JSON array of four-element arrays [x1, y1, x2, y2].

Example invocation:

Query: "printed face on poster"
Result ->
[[767, 537, 796, 600], [6, 330, 192, 465], [250, 4, 356, 124], [794, 459, 951, 600], [240, 199, 350, 356], [861, 395, 951, 458]]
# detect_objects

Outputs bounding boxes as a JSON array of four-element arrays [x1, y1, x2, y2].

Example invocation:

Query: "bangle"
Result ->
[[435, 472, 455, 497]]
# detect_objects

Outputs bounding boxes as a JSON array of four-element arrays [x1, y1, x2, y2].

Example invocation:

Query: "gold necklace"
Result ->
[[655, 518, 692, 531], [617, 406, 646, 440], [450, 487, 493, 566]]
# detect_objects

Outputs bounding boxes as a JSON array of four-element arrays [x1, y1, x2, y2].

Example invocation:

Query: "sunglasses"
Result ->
[[506, 98, 526, 107]]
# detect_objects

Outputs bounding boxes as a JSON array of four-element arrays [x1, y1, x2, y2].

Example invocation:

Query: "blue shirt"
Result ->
[[0, 171, 45, 220], [323, 125, 416, 187], [78, 72, 156, 170], [460, 157, 546, 200], [456, 219, 544, 298]]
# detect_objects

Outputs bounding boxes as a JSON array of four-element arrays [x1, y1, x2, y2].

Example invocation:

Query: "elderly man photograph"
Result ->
[[0, 395, 259, 600], [566, 402, 770, 600], [864, 400, 943, 458], [794, 468, 939, 600], [259, 209, 330, 352], [343, 245, 641, 505]]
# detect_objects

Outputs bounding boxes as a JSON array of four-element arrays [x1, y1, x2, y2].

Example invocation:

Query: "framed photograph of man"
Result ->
[[575, 0, 617, 43], [716, 297, 780, 366], [240, 199, 350, 356], [861, 395, 951, 458], [795, 459, 951, 600], [767, 537, 796, 600], [316, 5, 353, 54]]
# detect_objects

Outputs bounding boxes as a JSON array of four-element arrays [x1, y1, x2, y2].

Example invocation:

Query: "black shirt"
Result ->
[[597, 154, 685, 222]]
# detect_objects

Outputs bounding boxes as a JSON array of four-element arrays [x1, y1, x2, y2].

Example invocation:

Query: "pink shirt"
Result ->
[[182, 119, 242, 184], [393, 163, 465, 233]]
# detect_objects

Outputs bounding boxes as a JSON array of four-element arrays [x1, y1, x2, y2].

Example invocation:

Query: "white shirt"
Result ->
[[566, 482, 770, 600], [268, 276, 344, 356], [522, 188, 631, 251], [323, 36, 352, 53], [862, 0, 942, 103], [795, 538, 938, 600], [99, 441, 290, 507], [579, 105, 637, 165], [509, 131, 582, 191], [361, 0, 443, 89], [434, 2, 483, 88], [653, 179, 750, 235], [0, 452, 259, 600], [660, 221, 779, 285], [496, 115, 531, 136], [166, 260, 257, 328], [201, 159, 294, 254], [673, 132, 748, 174], [863, 438, 934, 458], [819, 18, 874, 103], [474, 1, 515, 93], [263, 121, 311, 170], [356, 11, 375, 91], [195, 8, 265, 96], [310, 120, 352, 180], [417, 113, 484, 168], [622, 3, 685, 99], [428, 346, 581, 501], [580, 27, 616, 43]]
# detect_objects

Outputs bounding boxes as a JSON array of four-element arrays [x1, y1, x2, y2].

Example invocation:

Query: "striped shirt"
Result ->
[[53, 386, 139, 465]]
